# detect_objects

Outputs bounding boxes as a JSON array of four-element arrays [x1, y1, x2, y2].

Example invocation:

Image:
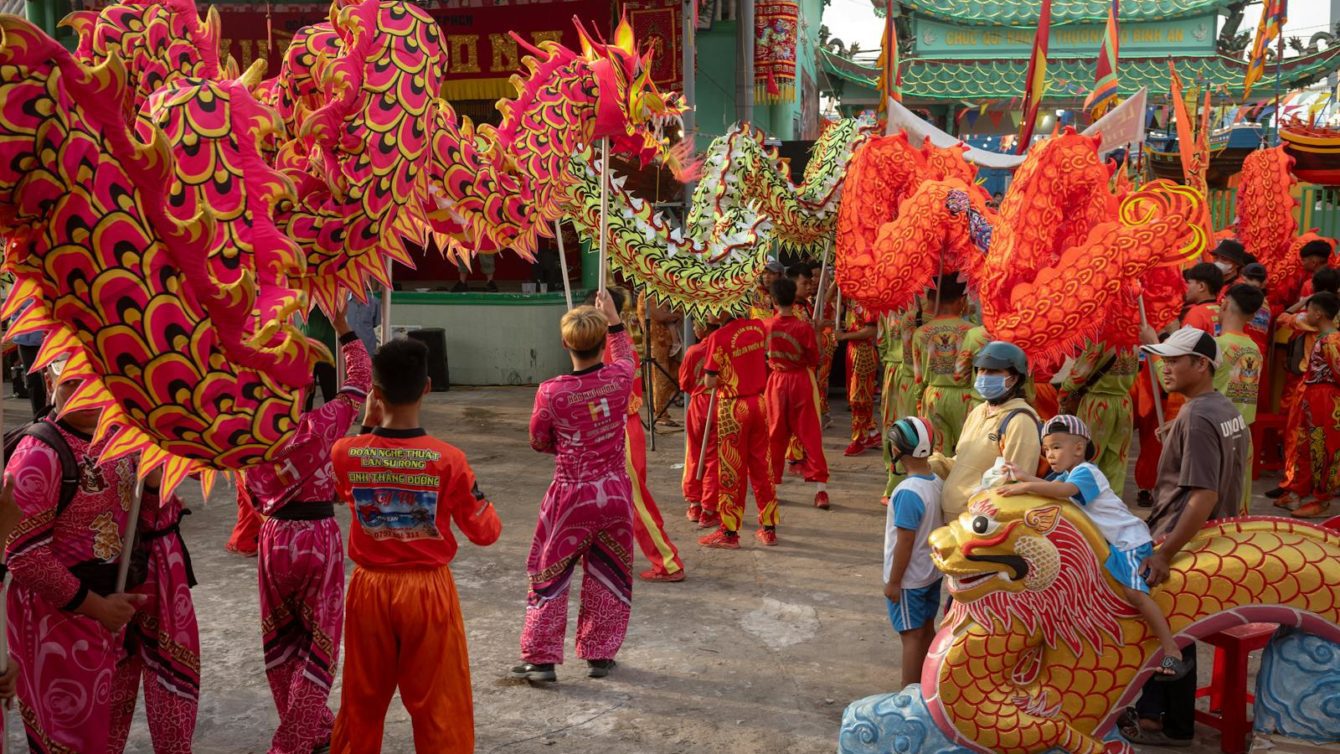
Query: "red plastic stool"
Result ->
[[1194, 623, 1278, 754], [1251, 413, 1287, 478]]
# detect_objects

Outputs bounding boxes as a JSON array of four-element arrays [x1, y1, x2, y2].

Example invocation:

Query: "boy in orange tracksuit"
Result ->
[[699, 311, 779, 548], [764, 278, 830, 509], [681, 321, 717, 523], [331, 338, 501, 754]]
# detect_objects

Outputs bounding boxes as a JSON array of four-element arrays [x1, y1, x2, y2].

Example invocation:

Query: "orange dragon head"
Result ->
[[930, 493, 1138, 654], [574, 14, 695, 181]]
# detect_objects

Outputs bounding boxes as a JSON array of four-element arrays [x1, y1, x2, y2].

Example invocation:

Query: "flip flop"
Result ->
[[1117, 710, 1193, 747], [1153, 654, 1193, 683]]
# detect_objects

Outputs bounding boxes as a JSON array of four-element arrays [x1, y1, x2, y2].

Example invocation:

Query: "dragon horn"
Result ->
[[572, 16, 597, 60], [237, 57, 267, 89], [205, 5, 221, 47], [57, 9, 98, 42], [613, 12, 635, 54]]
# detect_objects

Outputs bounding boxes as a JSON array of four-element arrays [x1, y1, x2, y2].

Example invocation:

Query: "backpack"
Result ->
[[995, 407, 1049, 477], [2, 416, 150, 592], [3, 415, 80, 516]]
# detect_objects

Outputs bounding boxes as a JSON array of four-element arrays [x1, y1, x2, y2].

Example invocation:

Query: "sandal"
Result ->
[[1153, 654, 1193, 682], [1116, 709, 1193, 747]]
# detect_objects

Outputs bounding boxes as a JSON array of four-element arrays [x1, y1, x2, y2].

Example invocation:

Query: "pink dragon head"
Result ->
[[573, 14, 694, 181]]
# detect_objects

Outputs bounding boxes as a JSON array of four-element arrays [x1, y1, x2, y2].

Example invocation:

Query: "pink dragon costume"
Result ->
[[523, 325, 636, 665], [243, 334, 370, 754], [4, 419, 193, 754]]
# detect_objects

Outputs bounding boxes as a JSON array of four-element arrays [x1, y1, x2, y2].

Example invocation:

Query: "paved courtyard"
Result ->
[[0, 388, 1314, 752]]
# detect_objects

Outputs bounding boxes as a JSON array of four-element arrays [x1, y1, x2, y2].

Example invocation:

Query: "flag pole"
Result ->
[[1271, 11, 1284, 145]]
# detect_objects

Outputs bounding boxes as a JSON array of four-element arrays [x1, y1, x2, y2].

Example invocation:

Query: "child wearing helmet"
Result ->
[[999, 415, 1189, 681], [882, 417, 945, 688]]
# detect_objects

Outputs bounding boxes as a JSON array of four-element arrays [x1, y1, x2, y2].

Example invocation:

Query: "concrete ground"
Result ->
[[0, 389, 1314, 753]]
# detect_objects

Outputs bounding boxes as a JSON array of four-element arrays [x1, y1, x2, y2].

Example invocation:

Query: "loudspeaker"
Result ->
[[407, 328, 449, 392]]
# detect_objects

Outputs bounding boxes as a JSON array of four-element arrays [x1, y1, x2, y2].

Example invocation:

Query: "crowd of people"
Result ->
[[0, 232, 1335, 752]]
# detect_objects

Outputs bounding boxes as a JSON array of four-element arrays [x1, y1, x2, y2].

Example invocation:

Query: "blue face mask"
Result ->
[[975, 373, 1011, 401]]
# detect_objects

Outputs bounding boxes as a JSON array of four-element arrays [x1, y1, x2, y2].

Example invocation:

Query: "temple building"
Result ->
[[820, 0, 1340, 131]]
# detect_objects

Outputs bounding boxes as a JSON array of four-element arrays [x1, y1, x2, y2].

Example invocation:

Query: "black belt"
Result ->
[[68, 561, 122, 598], [269, 502, 335, 521]]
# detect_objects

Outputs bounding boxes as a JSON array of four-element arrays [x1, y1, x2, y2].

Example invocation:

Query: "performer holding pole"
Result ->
[[681, 320, 718, 523]]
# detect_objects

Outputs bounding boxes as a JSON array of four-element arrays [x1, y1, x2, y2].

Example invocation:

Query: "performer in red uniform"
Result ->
[[680, 321, 717, 523], [764, 278, 830, 509], [838, 300, 880, 455], [700, 311, 780, 548]]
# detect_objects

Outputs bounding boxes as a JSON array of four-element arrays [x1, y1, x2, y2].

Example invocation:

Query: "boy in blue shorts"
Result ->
[[1001, 414, 1189, 680], [882, 417, 945, 688]]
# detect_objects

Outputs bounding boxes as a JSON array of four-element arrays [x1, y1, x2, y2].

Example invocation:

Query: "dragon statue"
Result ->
[[833, 128, 1203, 367], [840, 493, 1340, 754]]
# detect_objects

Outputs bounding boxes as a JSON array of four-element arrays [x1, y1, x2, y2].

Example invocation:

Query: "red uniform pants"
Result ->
[[626, 417, 685, 576], [682, 391, 714, 503], [766, 370, 828, 483], [705, 393, 778, 533]]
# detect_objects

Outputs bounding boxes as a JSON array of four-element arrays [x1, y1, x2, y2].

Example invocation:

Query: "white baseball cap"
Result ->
[[1139, 326, 1220, 368]]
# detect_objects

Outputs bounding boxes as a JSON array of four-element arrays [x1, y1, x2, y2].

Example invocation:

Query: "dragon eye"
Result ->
[[971, 515, 997, 535]]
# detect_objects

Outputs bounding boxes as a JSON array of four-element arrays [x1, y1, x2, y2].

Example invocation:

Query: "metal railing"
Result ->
[[1208, 185, 1340, 240]]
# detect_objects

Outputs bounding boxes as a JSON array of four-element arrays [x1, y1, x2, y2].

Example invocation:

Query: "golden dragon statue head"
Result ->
[[930, 492, 1138, 655]]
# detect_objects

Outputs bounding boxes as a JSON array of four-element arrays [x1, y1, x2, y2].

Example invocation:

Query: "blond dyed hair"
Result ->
[[561, 305, 608, 356]]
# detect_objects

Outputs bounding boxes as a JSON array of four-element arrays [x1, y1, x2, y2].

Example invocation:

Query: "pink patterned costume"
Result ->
[[108, 493, 200, 754], [522, 325, 636, 664], [3, 419, 176, 754], [244, 334, 370, 754]]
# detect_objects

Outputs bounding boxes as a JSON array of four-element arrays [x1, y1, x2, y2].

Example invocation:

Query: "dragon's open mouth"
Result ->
[[964, 553, 1029, 581]]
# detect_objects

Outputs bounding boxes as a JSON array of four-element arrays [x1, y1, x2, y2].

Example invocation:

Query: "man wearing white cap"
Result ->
[[1120, 326, 1249, 746]]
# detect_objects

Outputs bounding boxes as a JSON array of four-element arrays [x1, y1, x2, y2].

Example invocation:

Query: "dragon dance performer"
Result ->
[[332, 339, 501, 753], [878, 306, 921, 504], [513, 292, 635, 683], [764, 278, 830, 510], [699, 309, 781, 548], [227, 484, 262, 556], [584, 289, 684, 582], [1057, 342, 1138, 498], [912, 277, 978, 455], [748, 260, 785, 319], [244, 303, 370, 754], [4, 356, 180, 753], [1215, 285, 1266, 515], [813, 267, 839, 426], [1277, 291, 1340, 518], [681, 321, 717, 523], [109, 482, 200, 754], [837, 298, 881, 456], [636, 292, 682, 426], [782, 264, 818, 475]]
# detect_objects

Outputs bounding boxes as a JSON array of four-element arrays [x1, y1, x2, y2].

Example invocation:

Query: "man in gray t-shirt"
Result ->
[[1121, 327, 1249, 746]]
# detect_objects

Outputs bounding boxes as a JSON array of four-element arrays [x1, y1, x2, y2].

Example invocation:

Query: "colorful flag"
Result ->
[[1014, 0, 1052, 154], [1084, 0, 1120, 119], [876, 0, 900, 115], [1243, 0, 1287, 101]]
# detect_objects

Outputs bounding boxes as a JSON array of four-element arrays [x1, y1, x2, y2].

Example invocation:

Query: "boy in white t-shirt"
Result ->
[[1001, 414, 1189, 680], [882, 417, 945, 688]]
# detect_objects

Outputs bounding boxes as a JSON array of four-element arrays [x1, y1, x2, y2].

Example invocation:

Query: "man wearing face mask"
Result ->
[[928, 341, 1042, 519], [1210, 239, 1247, 291]]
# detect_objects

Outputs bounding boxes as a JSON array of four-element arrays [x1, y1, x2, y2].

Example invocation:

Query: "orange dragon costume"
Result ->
[[840, 493, 1340, 754]]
